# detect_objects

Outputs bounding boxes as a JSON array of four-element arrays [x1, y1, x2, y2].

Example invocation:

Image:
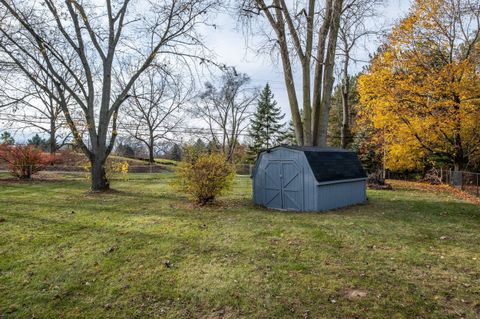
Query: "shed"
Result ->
[[251, 145, 367, 211]]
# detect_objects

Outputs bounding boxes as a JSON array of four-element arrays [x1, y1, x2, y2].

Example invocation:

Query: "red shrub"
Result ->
[[0, 145, 56, 179]]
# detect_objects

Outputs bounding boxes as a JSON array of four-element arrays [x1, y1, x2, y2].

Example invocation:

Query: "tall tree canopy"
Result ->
[[358, 0, 480, 171], [240, 0, 344, 146]]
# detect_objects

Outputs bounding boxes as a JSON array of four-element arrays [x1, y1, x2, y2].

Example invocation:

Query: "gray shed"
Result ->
[[251, 145, 367, 211]]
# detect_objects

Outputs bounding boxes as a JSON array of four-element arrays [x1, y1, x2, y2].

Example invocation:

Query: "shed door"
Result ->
[[264, 161, 303, 210], [265, 162, 283, 209]]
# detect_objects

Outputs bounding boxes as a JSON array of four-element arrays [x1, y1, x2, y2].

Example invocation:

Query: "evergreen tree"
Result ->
[[0, 131, 15, 145], [116, 143, 136, 158], [248, 84, 286, 157], [280, 109, 305, 146], [282, 119, 297, 145], [27, 134, 49, 151], [193, 138, 208, 154], [169, 143, 182, 161]]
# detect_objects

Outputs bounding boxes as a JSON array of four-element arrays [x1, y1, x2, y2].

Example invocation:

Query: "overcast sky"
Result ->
[[203, 0, 413, 117]]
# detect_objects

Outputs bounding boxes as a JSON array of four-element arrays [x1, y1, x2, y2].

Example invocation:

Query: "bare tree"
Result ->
[[337, 0, 383, 148], [0, 0, 218, 191], [196, 70, 258, 161], [121, 67, 190, 164], [240, 0, 344, 146], [0, 64, 75, 154]]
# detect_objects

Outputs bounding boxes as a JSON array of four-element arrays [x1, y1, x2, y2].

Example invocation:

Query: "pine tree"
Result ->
[[0, 131, 15, 145], [248, 84, 286, 158], [282, 119, 297, 145], [27, 134, 49, 151], [169, 144, 182, 161], [280, 108, 305, 146]]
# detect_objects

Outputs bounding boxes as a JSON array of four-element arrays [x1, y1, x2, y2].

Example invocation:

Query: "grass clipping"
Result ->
[[174, 153, 235, 205]]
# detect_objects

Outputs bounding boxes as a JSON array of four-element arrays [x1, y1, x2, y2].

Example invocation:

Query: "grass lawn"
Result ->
[[0, 173, 479, 318]]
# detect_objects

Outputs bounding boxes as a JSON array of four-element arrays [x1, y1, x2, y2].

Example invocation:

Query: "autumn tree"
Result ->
[[0, 0, 219, 191], [358, 0, 480, 172], [240, 0, 343, 146]]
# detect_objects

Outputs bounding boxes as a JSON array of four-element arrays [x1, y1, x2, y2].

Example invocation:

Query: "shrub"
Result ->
[[176, 153, 235, 205], [0, 145, 56, 179]]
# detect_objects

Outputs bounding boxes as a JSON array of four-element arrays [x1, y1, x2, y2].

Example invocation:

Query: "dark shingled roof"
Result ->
[[267, 145, 367, 183]]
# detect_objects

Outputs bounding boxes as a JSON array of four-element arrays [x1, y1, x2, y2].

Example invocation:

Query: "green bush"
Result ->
[[175, 153, 235, 205]]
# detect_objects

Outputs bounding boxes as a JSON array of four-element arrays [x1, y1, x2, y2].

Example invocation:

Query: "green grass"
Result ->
[[0, 173, 479, 318]]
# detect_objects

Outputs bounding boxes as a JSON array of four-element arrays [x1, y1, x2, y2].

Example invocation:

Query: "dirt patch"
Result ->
[[343, 288, 368, 300], [200, 307, 235, 319]]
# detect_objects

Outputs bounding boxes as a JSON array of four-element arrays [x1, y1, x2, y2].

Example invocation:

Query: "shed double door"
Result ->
[[264, 161, 303, 210]]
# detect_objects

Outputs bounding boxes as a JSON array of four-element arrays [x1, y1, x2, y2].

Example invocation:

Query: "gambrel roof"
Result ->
[[258, 145, 367, 183]]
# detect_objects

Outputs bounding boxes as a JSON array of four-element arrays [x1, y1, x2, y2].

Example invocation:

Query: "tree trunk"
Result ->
[[148, 146, 155, 164], [302, 63, 313, 146], [340, 76, 350, 149], [50, 119, 56, 155], [315, 0, 343, 147], [90, 157, 109, 191], [452, 94, 464, 171], [278, 32, 303, 146], [340, 105, 349, 149], [453, 133, 464, 171]]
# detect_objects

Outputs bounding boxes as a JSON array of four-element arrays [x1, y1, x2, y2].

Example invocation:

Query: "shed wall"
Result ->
[[314, 180, 367, 211]]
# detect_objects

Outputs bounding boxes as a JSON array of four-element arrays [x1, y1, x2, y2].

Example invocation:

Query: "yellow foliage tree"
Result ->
[[358, 0, 480, 171]]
